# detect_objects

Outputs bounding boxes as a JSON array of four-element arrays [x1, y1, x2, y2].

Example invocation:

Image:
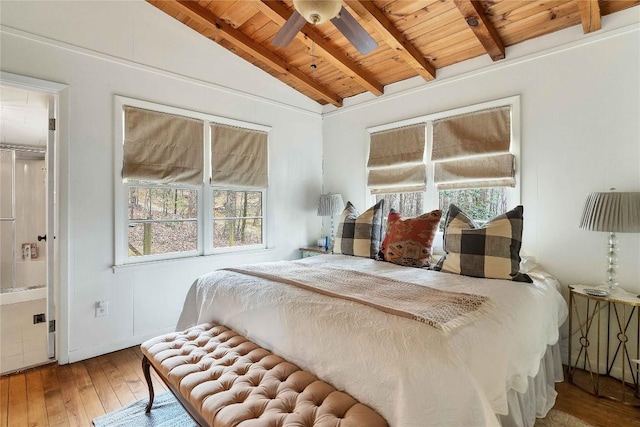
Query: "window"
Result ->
[[128, 186, 198, 256], [213, 190, 263, 248], [375, 192, 424, 222], [438, 188, 507, 229], [367, 123, 427, 221], [367, 96, 520, 223], [114, 98, 269, 265], [431, 104, 515, 224]]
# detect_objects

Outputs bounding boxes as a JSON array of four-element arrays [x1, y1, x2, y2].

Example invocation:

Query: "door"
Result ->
[[1, 71, 65, 364]]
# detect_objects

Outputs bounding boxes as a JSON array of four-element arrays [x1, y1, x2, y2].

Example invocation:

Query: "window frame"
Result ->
[[366, 95, 521, 217], [114, 96, 270, 266]]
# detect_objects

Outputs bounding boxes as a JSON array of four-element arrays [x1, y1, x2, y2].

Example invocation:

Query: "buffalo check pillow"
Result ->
[[334, 200, 384, 258], [433, 204, 532, 282]]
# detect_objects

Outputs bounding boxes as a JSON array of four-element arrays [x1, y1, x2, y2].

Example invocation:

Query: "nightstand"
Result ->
[[567, 285, 640, 405], [299, 247, 329, 258]]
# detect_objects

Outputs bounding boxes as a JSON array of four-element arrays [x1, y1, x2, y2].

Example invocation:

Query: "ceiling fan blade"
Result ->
[[331, 7, 377, 55], [272, 10, 307, 48]]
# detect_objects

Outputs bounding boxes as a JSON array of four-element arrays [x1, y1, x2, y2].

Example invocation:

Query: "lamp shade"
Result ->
[[579, 191, 640, 232], [317, 193, 344, 216]]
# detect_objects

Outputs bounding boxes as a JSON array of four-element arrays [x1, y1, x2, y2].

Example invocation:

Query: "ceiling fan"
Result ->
[[272, 0, 378, 55]]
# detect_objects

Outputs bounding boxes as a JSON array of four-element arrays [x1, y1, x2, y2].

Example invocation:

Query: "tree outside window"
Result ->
[[127, 186, 198, 257], [438, 188, 508, 228], [213, 190, 263, 248]]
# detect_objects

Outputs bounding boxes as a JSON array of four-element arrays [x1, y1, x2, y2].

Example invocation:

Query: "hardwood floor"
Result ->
[[554, 368, 640, 427], [0, 347, 167, 427], [1, 349, 638, 426]]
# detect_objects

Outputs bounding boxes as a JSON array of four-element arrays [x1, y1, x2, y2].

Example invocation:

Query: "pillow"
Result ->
[[379, 208, 403, 256], [433, 204, 532, 282], [380, 209, 442, 268], [334, 200, 384, 258]]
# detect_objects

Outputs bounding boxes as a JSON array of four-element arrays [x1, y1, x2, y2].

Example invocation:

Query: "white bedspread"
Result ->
[[176, 255, 568, 427]]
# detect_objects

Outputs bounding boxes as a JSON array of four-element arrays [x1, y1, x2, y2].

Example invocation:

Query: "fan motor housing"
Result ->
[[293, 0, 342, 24]]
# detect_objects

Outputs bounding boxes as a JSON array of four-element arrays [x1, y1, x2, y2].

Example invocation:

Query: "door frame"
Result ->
[[1, 72, 69, 364]]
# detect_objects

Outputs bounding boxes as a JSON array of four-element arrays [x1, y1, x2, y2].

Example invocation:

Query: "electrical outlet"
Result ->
[[95, 299, 108, 317], [33, 313, 46, 324], [22, 244, 31, 260]]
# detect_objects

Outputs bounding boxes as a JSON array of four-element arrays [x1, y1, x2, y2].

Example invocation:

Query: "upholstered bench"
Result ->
[[140, 323, 387, 427]]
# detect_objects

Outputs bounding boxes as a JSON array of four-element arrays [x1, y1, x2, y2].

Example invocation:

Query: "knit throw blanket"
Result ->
[[224, 261, 491, 333]]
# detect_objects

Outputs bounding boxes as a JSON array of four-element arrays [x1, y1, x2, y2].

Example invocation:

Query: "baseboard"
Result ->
[[66, 327, 174, 363]]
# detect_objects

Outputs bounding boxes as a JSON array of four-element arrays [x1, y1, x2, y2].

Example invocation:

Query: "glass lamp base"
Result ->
[[604, 232, 619, 293]]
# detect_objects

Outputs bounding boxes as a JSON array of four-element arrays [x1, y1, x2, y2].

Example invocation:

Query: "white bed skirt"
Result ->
[[499, 343, 564, 427]]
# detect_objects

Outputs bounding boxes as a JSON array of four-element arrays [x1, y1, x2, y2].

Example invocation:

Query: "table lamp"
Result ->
[[317, 193, 344, 251], [579, 190, 640, 291]]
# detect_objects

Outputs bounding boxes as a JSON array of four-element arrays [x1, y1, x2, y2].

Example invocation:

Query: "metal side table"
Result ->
[[568, 285, 640, 405]]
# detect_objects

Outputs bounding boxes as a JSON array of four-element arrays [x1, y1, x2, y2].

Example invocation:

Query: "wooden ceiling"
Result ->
[[148, 1, 639, 107]]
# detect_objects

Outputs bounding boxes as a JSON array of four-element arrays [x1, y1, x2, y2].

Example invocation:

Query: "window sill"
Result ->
[[111, 247, 274, 273]]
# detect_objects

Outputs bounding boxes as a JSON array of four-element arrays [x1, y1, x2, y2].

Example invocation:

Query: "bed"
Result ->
[[176, 254, 568, 427]]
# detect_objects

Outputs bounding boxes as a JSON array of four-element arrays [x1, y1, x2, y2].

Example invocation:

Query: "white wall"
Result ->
[[322, 10, 640, 295], [1, 1, 324, 362]]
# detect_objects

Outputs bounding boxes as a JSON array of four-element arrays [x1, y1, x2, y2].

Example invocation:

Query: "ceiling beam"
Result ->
[[344, 0, 436, 81], [173, 0, 342, 107], [453, 0, 505, 61], [577, 0, 602, 33], [255, 0, 383, 96]]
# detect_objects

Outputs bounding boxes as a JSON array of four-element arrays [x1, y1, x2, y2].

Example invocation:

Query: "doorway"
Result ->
[[0, 84, 57, 373]]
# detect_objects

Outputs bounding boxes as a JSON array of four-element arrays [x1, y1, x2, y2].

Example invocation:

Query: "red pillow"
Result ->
[[380, 209, 442, 268], [380, 209, 402, 254]]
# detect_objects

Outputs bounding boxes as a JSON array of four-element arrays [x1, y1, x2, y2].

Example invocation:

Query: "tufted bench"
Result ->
[[140, 323, 387, 427]]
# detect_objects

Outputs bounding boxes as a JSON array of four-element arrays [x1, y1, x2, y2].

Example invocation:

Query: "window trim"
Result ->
[[366, 95, 521, 213], [114, 96, 270, 266]]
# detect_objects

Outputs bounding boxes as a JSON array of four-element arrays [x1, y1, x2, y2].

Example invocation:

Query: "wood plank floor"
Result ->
[[554, 368, 640, 426], [1, 348, 638, 426], [0, 347, 167, 427]]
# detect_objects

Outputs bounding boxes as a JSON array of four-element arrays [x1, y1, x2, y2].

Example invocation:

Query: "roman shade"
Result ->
[[211, 124, 268, 188], [367, 124, 426, 194], [434, 153, 515, 190], [123, 106, 204, 185], [432, 106, 514, 190]]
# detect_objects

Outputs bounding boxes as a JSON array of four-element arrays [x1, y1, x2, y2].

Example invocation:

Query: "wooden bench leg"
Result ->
[[142, 355, 155, 413], [140, 353, 208, 426]]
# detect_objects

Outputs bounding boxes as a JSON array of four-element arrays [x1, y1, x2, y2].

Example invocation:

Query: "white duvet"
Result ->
[[176, 255, 568, 427]]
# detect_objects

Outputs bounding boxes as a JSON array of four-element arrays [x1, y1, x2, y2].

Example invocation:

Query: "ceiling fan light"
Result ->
[[293, 0, 342, 24]]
